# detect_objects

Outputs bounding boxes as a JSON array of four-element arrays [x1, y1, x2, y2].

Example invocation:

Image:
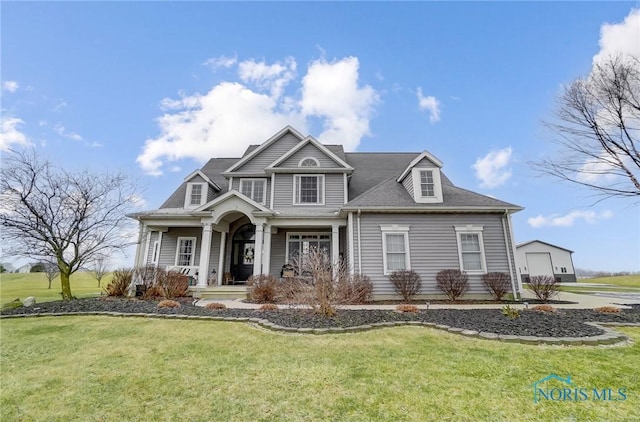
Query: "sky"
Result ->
[[1, 1, 639, 272]]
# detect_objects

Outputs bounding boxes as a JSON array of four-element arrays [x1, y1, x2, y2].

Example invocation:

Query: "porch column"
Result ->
[[217, 231, 226, 286], [135, 223, 148, 267], [332, 223, 340, 275], [197, 222, 213, 287], [262, 224, 272, 276], [253, 222, 264, 276]]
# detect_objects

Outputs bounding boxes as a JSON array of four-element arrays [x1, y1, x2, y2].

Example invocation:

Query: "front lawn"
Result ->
[[578, 275, 640, 288], [1, 316, 638, 421], [0, 272, 107, 304]]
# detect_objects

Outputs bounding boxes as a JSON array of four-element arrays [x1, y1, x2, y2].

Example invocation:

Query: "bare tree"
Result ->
[[0, 149, 140, 300], [533, 54, 640, 200], [91, 255, 110, 288], [43, 261, 60, 289]]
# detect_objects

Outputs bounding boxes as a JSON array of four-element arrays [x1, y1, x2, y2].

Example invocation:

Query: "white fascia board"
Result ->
[[183, 170, 221, 191], [266, 136, 354, 170], [194, 190, 272, 213], [223, 125, 305, 173], [396, 150, 444, 183]]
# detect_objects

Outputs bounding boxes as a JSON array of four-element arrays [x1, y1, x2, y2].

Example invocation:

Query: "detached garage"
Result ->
[[516, 240, 576, 283]]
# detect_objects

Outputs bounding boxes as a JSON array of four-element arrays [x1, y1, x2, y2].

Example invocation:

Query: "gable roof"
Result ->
[[223, 126, 306, 173], [396, 150, 444, 183], [267, 135, 354, 170], [195, 190, 272, 213], [183, 169, 222, 191], [516, 240, 574, 253]]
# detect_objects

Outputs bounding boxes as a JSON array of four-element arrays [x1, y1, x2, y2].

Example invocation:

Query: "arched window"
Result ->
[[298, 157, 319, 167]]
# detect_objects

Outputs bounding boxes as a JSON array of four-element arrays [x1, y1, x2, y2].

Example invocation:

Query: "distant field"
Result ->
[[578, 275, 640, 288], [0, 272, 110, 304]]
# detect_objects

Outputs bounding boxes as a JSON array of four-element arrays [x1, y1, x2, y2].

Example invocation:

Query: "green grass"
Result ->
[[1, 316, 639, 421], [578, 275, 640, 288], [0, 272, 109, 304]]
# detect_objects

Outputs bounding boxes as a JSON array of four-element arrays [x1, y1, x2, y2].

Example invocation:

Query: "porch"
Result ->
[[189, 285, 248, 300]]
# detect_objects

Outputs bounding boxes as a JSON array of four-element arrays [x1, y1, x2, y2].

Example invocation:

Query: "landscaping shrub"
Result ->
[[531, 304, 556, 313], [389, 270, 422, 302], [142, 284, 164, 299], [133, 265, 162, 292], [205, 302, 226, 310], [595, 306, 621, 313], [158, 271, 189, 299], [482, 272, 511, 301], [1, 298, 23, 311], [258, 303, 279, 311], [335, 273, 373, 304], [274, 277, 306, 304], [527, 275, 559, 302], [501, 305, 520, 319], [103, 268, 133, 297], [247, 274, 278, 303], [157, 299, 180, 309], [396, 304, 419, 313], [436, 269, 469, 301]]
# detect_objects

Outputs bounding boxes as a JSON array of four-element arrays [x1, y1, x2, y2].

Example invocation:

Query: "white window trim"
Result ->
[[411, 168, 443, 203], [175, 236, 197, 266], [298, 157, 320, 167], [381, 225, 411, 276], [184, 182, 207, 208], [239, 178, 267, 205], [454, 225, 487, 274], [285, 232, 332, 265], [151, 241, 160, 265], [293, 174, 325, 205]]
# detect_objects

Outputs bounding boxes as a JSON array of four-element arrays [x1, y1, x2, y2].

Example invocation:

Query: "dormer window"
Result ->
[[411, 168, 443, 203], [185, 183, 206, 208], [299, 157, 319, 167]]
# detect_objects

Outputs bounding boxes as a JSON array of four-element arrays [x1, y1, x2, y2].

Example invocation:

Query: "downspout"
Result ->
[[502, 210, 519, 300], [506, 211, 523, 295], [357, 209, 362, 274]]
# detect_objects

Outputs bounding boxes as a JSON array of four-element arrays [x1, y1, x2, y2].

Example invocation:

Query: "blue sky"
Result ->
[[1, 2, 639, 272]]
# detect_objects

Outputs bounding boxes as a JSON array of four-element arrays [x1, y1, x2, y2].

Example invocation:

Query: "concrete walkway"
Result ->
[[196, 289, 640, 310]]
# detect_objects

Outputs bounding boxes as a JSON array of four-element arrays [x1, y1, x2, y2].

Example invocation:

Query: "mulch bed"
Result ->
[[2, 298, 639, 338]]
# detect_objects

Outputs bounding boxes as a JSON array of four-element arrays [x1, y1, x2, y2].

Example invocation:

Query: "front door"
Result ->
[[231, 224, 256, 282]]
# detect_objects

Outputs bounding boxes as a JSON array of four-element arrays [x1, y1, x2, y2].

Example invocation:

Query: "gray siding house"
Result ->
[[130, 126, 523, 299]]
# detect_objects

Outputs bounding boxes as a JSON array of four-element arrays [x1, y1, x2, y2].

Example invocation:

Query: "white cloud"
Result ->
[[0, 116, 29, 150], [300, 57, 378, 149], [128, 194, 147, 209], [528, 210, 614, 228], [138, 56, 378, 175], [417, 88, 441, 123], [53, 99, 67, 111], [238, 57, 296, 98], [472, 147, 513, 188], [203, 55, 238, 70], [53, 123, 82, 141], [2, 81, 19, 93], [593, 9, 640, 65]]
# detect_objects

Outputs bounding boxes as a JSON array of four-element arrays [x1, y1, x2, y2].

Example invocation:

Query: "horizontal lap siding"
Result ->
[[357, 213, 510, 296], [273, 173, 344, 210], [270, 231, 287, 277], [158, 228, 202, 268], [235, 134, 301, 173], [278, 143, 342, 168]]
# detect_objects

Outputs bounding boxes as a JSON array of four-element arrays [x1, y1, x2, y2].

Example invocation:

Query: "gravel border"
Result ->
[[2, 298, 639, 346]]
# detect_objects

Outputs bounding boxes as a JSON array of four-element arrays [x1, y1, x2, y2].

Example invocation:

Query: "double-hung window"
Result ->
[[185, 183, 206, 208], [411, 168, 442, 203], [175, 237, 196, 266], [293, 174, 324, 205], [454, 226, 487, 273], [381, 226, 411, 275], [287, 233, 331, 269], [240, 178, 266, 205]]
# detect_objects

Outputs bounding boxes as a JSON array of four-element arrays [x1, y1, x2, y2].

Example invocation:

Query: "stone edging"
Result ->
[[1, 312, 637, 346]]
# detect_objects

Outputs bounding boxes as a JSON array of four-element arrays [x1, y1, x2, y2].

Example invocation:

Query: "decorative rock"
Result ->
[[461, 330, 479, 337], [23, 297, 36, 307], [434, 324, 450, 330], [447, 327, 464, 333]]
